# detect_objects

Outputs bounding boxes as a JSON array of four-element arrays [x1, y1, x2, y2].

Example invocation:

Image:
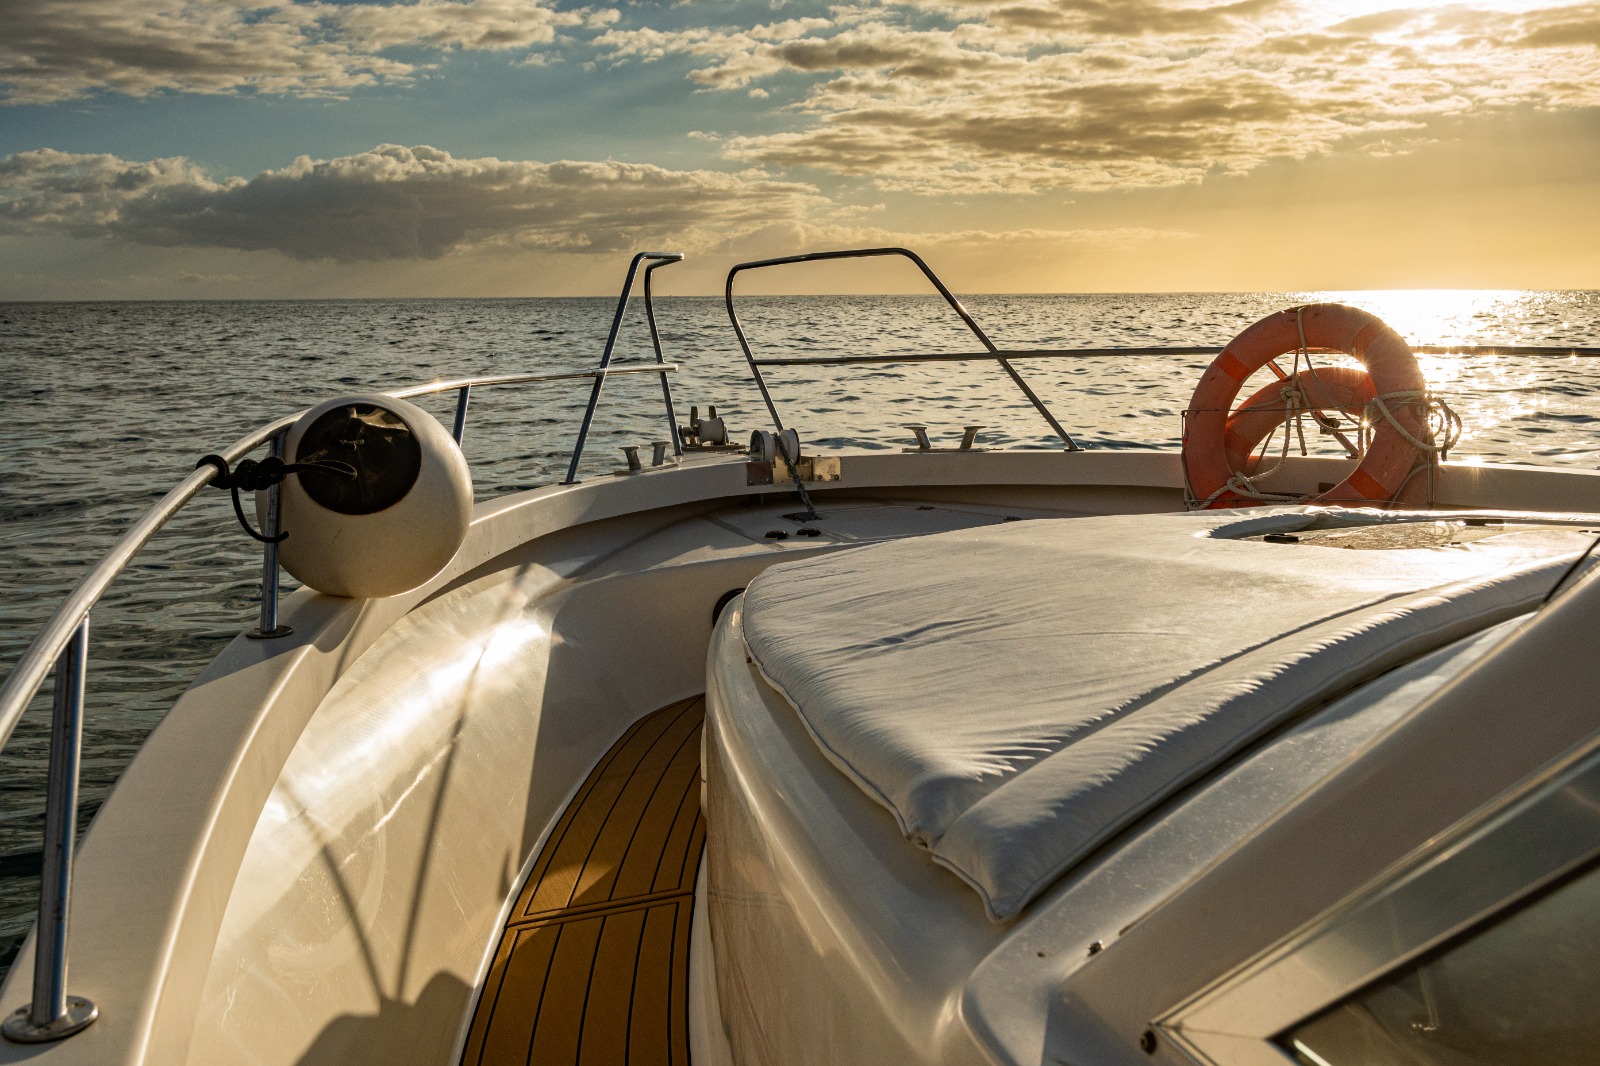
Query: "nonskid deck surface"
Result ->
[[461, 696, 706, 1066]]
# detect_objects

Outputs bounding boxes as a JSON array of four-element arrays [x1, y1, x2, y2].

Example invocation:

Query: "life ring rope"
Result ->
[[1194, 310, 1364, 504], [1367, 389, 1462, 456], [1196, 387, 1462, 509], [1222, 366, 1369, 491], [1192, 470, 1309, 510], [1182, 303, 1459, 509]]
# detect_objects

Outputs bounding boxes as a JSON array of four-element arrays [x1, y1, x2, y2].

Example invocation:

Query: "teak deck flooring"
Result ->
[[462, 696, 706, 1066]]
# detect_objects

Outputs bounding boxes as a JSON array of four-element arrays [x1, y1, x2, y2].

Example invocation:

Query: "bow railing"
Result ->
[[0, 252, 683, 1043]]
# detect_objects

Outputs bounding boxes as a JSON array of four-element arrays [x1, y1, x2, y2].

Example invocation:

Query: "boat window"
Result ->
[[1279, 858, 1600, 1066]]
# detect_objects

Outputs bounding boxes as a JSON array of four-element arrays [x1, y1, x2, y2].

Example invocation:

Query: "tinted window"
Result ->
[[1281, 859, 1600, 1066]]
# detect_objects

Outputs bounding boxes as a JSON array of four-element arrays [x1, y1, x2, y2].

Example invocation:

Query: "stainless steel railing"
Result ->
[[725, 247, 1600, 449], [745, 344, 1600, 365], [0, 253, 684, 1042], [725, 247, 1082, 451], [564, 252, 684, 483]]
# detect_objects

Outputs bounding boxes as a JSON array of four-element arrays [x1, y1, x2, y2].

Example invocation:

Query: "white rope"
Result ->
[[1292, 391, 1309, 456], [1184, 310, 1464, 506], [1188, 387, 1464, 508], [1188, 347, 1324, 507], [1193, 380, 1312, 506], [1192, 470, 1309, 508], [1366, 390, 1463, 458]]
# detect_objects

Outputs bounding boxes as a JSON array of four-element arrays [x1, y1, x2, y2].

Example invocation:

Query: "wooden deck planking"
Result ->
[[462, 696, 706, 1066]]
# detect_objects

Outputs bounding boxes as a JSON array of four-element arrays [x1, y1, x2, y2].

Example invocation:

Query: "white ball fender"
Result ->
[[262, 394, 472, 598]]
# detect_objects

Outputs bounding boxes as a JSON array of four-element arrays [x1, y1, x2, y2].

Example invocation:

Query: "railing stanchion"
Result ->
[[248, 432, 291, 640], [452, 385, 472, 445], [2, 622, 98, 1043], [643, 260, 683, 455], [564, 252, 683, 483]]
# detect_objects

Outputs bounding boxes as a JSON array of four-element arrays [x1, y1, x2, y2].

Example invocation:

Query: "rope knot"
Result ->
[[196, 454, 356, 543]]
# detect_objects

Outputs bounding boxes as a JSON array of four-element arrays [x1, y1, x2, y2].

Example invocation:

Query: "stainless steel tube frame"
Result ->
[[643, 260, 683, 457], [247, 432, 292, 640], [452, 385, 472, 445], [564, 252, 685, 483], [2, 622, 98, 1043], [724, 246, 1081, 450]]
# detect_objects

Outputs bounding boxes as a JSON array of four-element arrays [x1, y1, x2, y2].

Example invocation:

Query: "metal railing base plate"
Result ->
[[2, 996, 97, 1043]]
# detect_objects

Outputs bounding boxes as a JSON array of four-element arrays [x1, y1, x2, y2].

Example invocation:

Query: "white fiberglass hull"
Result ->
[[5, 448, 1600, 1066]]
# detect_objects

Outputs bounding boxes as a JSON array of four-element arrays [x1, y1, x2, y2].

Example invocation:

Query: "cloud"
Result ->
[[176, 270, 246, 284], [335, 0, 587, 51], [0, 145, 827, 260], [882, 224, 1194, 249], [1517, 3, 1600, 47], [0, 0, 608, 104], [594, 0, 1600, 193], [966, 0, 1285, 37], [0, 142, 1199, 293], [706, 219, 1190, 250]]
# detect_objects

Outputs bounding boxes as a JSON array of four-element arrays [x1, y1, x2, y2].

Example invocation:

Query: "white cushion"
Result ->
[[741, 509, 1589, 920]]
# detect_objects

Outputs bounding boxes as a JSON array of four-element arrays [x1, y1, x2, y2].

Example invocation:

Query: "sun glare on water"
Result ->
[[1282, 289, 1596, 463], [1301, 289, 1526, 349]]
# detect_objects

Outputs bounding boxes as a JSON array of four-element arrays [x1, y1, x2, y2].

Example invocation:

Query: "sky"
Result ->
[[1, 0, 1599, 297]]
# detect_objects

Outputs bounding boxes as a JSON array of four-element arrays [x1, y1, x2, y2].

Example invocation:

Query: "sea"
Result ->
[[2, 288, 1598, 977]]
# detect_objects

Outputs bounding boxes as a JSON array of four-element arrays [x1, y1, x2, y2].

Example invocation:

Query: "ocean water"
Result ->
[[1, 288, 1598, 976]]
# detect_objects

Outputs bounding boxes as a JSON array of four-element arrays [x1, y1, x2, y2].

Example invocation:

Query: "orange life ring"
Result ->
[[1184, 303, 1431, 509], [1224, 365, 1374, 474]]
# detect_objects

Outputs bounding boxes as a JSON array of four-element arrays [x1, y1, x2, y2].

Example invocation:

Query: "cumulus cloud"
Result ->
[[704, 219, 1191, 252], [925, 225, 1189, 248], [0, 143, 1199, 278], [0, 0, 605, 104], [335, 0, 587, 51], [957, 0, 1285, 37], [1517, 2, 1600, 46], [594, 0, 1600, 193], [0, 145, 827, 260]]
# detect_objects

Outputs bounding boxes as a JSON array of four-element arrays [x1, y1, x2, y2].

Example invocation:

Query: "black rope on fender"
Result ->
[[196, 454, 356, 543]]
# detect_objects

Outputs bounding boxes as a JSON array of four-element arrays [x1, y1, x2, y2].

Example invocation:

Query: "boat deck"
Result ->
[[461, 696, 706, 1066]]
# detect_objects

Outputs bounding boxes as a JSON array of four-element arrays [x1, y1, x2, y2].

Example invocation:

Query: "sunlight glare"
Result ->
[[1303, 289, 1522, 348], [1303, 0, 1555, 19], [1251, 288, 1580, 464]]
